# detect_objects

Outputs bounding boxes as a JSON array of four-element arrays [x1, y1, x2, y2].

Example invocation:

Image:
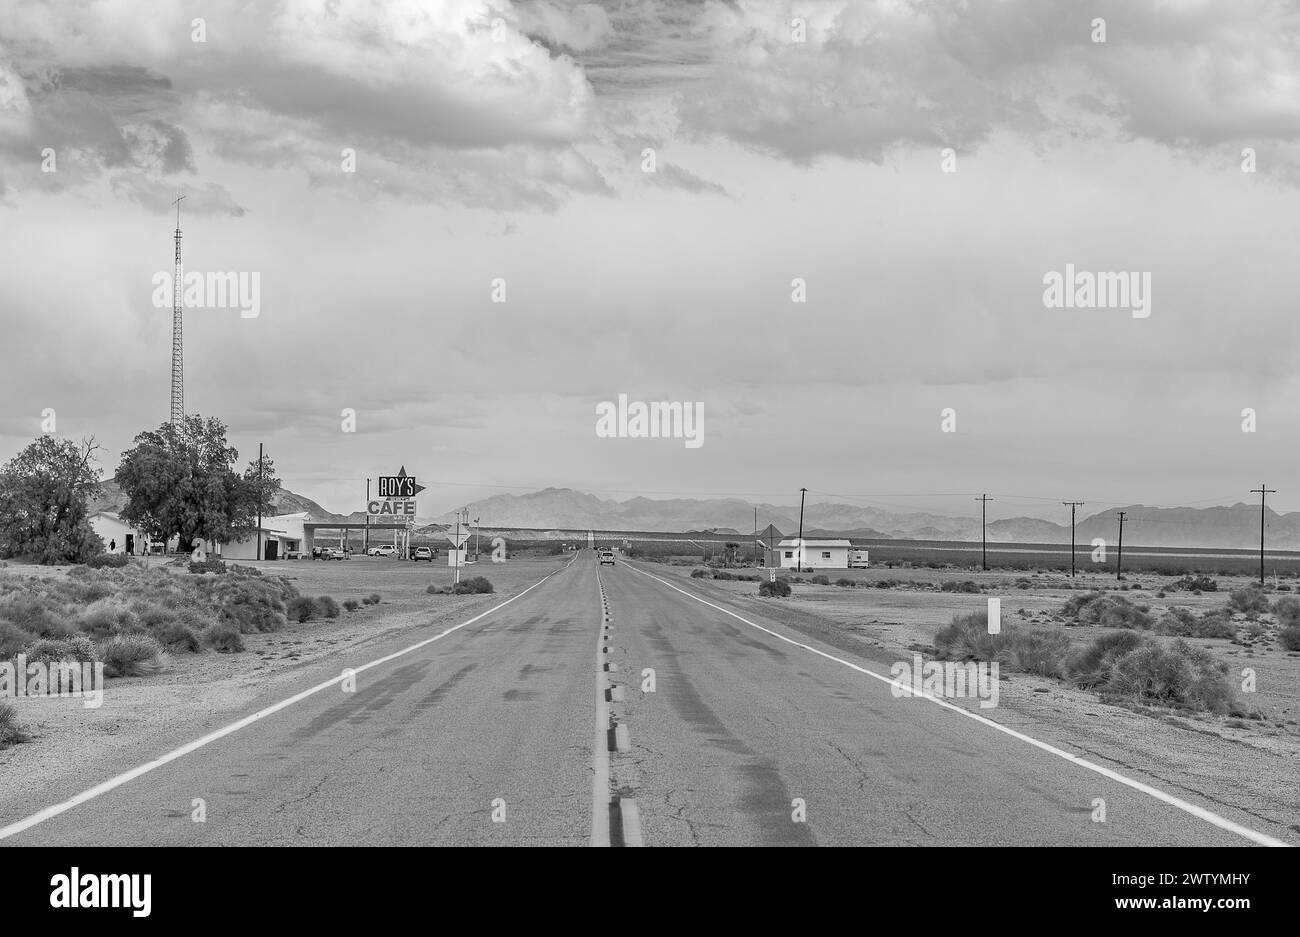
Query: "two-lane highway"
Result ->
[[1, 554, 1290, 846]]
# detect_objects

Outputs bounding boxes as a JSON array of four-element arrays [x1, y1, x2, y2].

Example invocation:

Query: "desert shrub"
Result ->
[[0, 702, 29, 748], [286, 596, 317, 622], [835, 578, 855, 587], [151, 619, 200, 653], [933, 611, 1014, 664], [99, 633, 164, 678], [364, 594, 381, 605], [22, 634, 98, 665], [759, 579, 791, 598], [453, 577, 494, 595], [1100, 639, 1234, 713], [315, 596, 341, 618], [1227, 586, 1269, 614], [1061, 592, 1153, 629], [0, 592, 76, 638], [78, 600, 141, 639], [1171, 575, 1218, 592], [940, 580, 981, 594], [1068, 631, 1147, 687], [86, 553, 130, 569], [1271, 596, 1300, 628], [690, 569, 709, 578], [343, 599, 360, 612], [202, 621, 244, 653], [1159, 606, 1237, 638], [809, 575, 830, 585], [0, 621, 36, 659], [1011, 629, 1073, 677], [188, 558, 227, 574]]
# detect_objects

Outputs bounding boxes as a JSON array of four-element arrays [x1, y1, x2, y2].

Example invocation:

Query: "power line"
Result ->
[[1251, 483, 1276, 585]]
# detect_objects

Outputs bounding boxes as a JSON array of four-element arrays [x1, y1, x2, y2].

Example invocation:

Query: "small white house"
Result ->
[[777, 538, 852, 570], [219, 512, 308, 561], [88, 511, 146, 555]]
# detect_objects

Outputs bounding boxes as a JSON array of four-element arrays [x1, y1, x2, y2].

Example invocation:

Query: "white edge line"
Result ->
[[591, 565, 612, 847], [0, 565, 565, 843], [624, 560, 1291, 849]]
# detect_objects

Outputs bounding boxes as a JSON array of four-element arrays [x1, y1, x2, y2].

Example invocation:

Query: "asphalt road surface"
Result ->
[[0, 555, 1288, 846]]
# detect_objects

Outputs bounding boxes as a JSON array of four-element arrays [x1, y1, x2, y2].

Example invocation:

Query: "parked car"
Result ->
[[599, 550, 615, 566], [412, 546, 433, 562]]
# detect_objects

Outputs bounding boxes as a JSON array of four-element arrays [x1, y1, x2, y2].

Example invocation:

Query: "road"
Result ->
[[0, 555, 1288, 846]]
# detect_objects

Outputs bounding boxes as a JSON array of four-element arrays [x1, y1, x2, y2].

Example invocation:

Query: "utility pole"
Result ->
[[975, 494, 992, 571], [1251, 484, 1276, 585], [1063, 501, 1085, 577], [256, 442, 263, 562], [796, 487, 807, 573], [453, 509, 462, 585], [1115, 511, 1126, 581]]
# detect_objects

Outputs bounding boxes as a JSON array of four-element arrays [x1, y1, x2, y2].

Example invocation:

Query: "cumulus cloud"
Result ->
[[0, 0, 607, 209], [664, 0, 1300, 179]]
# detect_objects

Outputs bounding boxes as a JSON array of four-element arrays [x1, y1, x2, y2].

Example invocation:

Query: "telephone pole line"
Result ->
[[1063, 501, 1085, 577], [975, 494, 992, 571], [1115, 511, 1126, 581], [1250, 484, 1276, 585], [796, 487, 807, 573]]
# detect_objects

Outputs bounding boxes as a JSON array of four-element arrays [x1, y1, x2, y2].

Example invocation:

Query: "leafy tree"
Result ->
[[243, 451, 281, 521], [116, 415, 268, 552], [0, 436, 105, 563]]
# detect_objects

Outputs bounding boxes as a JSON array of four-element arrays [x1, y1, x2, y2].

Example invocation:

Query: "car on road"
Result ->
[[412, 546, 434, 562], [599, 550, 615, 566]]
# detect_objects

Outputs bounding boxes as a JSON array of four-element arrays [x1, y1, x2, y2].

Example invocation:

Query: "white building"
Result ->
[[219, 512, 308, 561], [777, 538, 852, 570], [88, 511, 145, 555]]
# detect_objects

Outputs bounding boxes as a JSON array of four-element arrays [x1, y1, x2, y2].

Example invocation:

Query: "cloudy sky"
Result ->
[[2, 0, 1299, 522]]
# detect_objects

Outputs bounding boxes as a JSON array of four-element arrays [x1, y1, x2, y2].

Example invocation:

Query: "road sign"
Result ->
[[377, 467, 425, 499], [368, 498, 416, 517], [446, 532, 469, 547]]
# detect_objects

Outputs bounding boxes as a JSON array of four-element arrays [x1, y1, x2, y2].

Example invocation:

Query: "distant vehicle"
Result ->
[[412, 546, 433, 563], [372, 545, 397, 558], [599, 550, 615, 566]]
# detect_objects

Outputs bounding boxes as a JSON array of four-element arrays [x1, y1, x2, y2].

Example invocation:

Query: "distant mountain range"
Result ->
[[89, 481, 1300, 550]]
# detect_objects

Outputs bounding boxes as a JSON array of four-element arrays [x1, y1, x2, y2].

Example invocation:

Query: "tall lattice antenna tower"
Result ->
[[170, 194, 186, 423]]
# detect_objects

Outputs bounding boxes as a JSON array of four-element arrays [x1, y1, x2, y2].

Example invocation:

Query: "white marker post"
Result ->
[[987, 597, 1001, 635]]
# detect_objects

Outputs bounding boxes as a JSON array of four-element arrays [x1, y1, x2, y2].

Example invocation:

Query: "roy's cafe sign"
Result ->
[[368, 467, 425, 517]]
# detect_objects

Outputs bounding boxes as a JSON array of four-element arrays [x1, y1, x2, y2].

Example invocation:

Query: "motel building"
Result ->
[[88, 511, 177, 556], [217, 512, 308, 561], [777, 538, 853, 570]]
